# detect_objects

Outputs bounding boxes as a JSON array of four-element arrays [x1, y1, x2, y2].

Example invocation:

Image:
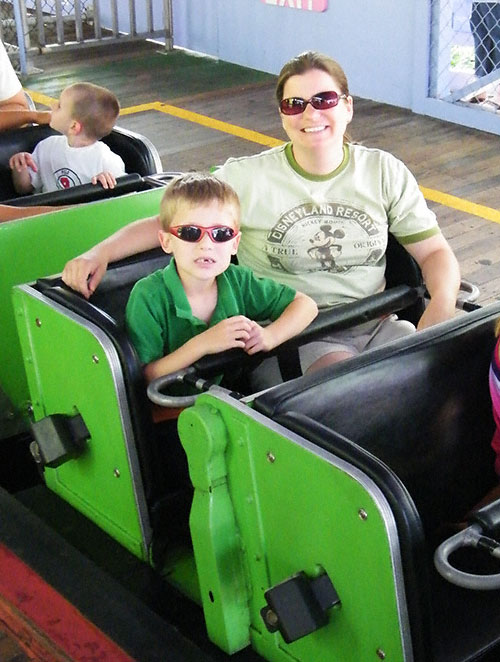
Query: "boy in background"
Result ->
[[9, 82, 125, 193], [126, 173, 318, 383]]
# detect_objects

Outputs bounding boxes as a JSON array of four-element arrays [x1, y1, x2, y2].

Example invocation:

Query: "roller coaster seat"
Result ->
[[23, 236, 425, 557], [253, 302, 500, 661], [0, 123, 162, 203]]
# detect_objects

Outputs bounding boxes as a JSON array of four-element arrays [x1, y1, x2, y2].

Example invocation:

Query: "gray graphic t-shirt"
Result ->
[[216, 142, 439, 308]]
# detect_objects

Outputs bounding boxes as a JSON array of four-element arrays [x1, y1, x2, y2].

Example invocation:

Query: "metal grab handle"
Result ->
[[434, 524, 500, 590], [147, 367, 210, 408], [456, 279, 480, 307]]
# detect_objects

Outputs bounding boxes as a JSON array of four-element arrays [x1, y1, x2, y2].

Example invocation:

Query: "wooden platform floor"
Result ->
[[22, 40, 500, 307]]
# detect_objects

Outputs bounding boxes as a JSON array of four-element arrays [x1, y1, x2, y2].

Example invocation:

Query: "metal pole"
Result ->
[[12, 0, 28, 75], [129, 0, 137, 36], [110, 0, 119, 37], [163, 0, 173, 51]]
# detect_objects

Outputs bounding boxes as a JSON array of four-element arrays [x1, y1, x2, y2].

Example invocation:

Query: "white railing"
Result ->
[[2, 0, 173, 75]]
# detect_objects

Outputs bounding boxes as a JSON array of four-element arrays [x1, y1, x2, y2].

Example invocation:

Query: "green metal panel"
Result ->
[[179, 393, 408, 662], [179, 402, 251, 654], [0, 187, 164, 433], [13, 287, 149, 560]]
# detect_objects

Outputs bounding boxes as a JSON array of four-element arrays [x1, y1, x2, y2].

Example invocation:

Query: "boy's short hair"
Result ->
[[66, 82, 120, 140], [159, 173, 240, 231]]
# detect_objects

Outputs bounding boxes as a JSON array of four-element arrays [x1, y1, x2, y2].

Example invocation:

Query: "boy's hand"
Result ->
[[202, 316, 252, 354], [9, 151, 37, 173], [91, 171, 117, 189], [244, 321, 276, 354]]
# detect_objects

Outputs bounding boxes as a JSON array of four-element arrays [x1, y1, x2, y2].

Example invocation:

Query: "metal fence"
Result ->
[[429, 0, 500, 110], [1, 0, 173, 75]]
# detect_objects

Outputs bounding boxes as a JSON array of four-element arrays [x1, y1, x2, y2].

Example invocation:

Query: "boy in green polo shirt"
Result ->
[[125, 173, 317, 383]]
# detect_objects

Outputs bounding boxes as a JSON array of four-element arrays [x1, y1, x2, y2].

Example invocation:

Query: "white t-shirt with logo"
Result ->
[[29, 135, 126, 193], [216, 142, 439, 308], [0, 40, 22, 102]]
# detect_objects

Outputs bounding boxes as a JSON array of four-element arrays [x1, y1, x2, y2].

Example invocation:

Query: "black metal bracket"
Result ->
[[30, 413, 90, 468], [260, 571, 340, 643]]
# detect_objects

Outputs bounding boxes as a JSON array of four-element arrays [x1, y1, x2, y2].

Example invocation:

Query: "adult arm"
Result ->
[[0, 203, 61, 223], [404, 233, 461, 330], [0, 89, 51, 130], [61, 215, 161, 298]]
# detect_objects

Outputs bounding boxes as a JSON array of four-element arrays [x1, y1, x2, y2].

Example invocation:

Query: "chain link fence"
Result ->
[[430, 0, 500, 110], [1, 0, 173, 75]]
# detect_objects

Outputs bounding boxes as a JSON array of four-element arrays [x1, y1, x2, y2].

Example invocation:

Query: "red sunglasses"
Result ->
[[279, 90, 347, 115], [169, 225, 239, 243]]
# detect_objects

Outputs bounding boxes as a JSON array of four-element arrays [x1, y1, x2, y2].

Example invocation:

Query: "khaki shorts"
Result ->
[[299, 314, 416, 372]]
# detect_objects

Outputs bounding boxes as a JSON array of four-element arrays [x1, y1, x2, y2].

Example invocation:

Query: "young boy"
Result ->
[[9, 82, 125, 194], [125, 173, 318, 384]]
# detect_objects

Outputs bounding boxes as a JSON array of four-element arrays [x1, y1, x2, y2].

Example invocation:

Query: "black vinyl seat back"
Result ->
[[0, 124, 161, 202], [255, 304, 500, 532], [0, 125, 56, 200], [384, 232, 425, 325]]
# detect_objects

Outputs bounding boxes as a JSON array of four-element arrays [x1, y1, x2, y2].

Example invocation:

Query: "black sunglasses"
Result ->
[[169, 225, 238, 243], [279, 90, 347, 115]]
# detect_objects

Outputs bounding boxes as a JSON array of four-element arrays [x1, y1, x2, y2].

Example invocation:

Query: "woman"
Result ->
[[62, 51, 460, 374]]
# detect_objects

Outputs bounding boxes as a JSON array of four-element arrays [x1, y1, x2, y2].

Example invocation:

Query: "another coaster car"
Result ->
[[0, 123, 163, 204]]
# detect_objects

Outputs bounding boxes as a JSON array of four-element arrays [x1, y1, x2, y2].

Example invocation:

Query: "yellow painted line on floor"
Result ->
[[25, 89, 499, 223], [26, 89, 56, 107], [420, 186, 500, 225], [155, 102, 284, 148], [119, 102, 160, 115]]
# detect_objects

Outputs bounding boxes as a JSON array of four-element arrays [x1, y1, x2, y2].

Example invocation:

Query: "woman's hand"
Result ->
[[62, 248, 109, 299]]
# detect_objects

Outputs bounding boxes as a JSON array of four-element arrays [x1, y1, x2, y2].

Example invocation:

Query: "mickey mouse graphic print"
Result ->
[[29, 135, 125, 193], [216, 142, 440, 309]]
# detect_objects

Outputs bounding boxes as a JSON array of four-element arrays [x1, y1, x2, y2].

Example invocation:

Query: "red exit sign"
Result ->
[[261, 0, 328, 11]]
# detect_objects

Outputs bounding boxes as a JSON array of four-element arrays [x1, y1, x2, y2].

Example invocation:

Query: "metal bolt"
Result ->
[[113, 468, 121, 478], [358, 508, 368, 520], [35, 318, 42, 327], [376, 648, 386, 660], [266, 452, 276, 463], [92, 354, 99, 364], [265, 609, 279, 627]]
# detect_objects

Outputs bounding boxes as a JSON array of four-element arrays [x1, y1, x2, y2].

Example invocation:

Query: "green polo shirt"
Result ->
[[125, 259, 296, 366]]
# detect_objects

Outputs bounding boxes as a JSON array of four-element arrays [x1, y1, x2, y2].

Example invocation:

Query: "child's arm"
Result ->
[[143, 315, 254, 383], [244, 291, 318, 355], [9, 151, 36, 194]]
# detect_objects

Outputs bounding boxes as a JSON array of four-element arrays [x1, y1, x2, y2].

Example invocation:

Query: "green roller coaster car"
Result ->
[[7, 227, 500, 662]]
